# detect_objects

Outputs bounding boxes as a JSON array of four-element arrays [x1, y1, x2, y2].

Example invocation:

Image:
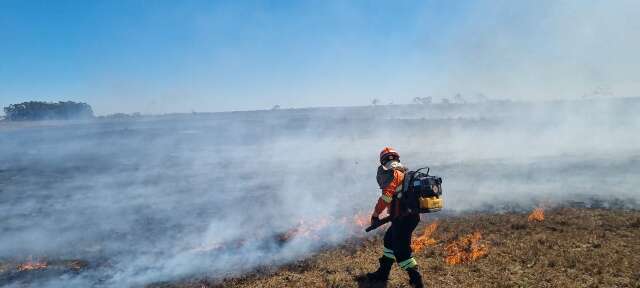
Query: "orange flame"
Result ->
[[280, 218, 332, 241], [16, 257, 48, 272], [444, 231, 489, 265], [528, 207, 545, 222], [352, 212, 369, 229], [193, 211, 375, 253], [411, 221, 438, 253], [282, 211, 375, 242]]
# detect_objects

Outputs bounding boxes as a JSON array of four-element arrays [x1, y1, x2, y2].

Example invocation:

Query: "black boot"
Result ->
[[366, 256, 394, 282], [407, 267, 424, 288]]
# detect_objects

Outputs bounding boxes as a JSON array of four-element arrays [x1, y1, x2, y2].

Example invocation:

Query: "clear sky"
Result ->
[[1, 0, 638, 115]]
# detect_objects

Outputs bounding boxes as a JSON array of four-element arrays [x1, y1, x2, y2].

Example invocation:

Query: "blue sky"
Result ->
[[1, 1, 638, 114]]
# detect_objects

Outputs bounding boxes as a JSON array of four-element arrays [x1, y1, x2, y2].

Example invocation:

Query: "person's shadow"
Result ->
[[354, 274, 388, 288]]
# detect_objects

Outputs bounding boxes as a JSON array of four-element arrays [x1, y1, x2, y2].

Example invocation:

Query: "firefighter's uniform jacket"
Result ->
[[372, 160, 420, 270]]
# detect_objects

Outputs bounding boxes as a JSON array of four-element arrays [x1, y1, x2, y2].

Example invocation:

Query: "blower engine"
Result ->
[[402, 167, 443, 213]]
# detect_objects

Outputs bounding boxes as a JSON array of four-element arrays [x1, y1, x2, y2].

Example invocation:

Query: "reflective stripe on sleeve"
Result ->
[[381, 194, 393, 203]]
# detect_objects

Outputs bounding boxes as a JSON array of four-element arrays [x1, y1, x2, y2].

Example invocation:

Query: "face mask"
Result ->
[[383, 160, 402, 170]]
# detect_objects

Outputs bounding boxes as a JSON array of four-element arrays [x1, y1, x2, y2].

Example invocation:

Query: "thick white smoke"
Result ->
[[1, 98, 639, 287]]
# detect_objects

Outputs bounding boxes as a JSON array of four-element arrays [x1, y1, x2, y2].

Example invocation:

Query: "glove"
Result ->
[[370, 215, 380, 226]]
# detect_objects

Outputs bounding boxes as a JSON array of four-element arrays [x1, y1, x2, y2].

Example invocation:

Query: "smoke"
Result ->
[[420, 0, 640, 102], [0, 114, 376, 287], [1, 98, 639, 287], [2, 1, 640, 287]]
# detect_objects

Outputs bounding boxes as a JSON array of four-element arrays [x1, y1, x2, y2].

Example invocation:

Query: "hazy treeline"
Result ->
[[3, 101, 94, 121]]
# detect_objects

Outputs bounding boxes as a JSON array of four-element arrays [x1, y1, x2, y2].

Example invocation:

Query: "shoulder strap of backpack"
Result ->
[[414, 166, 430, 176], [401, 169, 415, 194]]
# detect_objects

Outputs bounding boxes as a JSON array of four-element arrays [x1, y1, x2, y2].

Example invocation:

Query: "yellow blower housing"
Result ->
[[419, 196, 443, 212]]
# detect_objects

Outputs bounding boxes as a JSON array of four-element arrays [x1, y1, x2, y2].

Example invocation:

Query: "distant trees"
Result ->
[[453, 93, 466, 104], [411, 93, 491, 106], [474, 93, 488, 102], [412, 97, 432, 105], [3, 101, 94, 121], [99, 112, 143, 120], [583, 86, 614, 98]]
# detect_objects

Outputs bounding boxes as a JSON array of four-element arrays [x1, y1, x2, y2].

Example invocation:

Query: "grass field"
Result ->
[[152, 208, 640, 288]]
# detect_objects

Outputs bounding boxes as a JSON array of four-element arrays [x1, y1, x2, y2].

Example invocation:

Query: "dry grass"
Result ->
[[154, 208, 640, 288]]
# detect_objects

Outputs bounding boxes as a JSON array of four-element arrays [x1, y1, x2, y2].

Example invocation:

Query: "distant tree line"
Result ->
[[369, 93, 492, 107], [99, 112, 142, 119], [3, 101, 94, 121]]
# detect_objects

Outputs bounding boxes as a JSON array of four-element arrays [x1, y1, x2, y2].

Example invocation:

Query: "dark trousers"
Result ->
[[383, 213, 420, 264]]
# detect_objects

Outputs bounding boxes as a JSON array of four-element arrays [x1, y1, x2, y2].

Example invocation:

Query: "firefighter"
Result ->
[[366, 147, 423, 288]]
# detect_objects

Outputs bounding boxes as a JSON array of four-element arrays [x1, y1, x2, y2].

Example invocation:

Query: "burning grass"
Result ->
[[191, 212, 372, 254], [0, 258, 89, 285], [443, 231, 488, 265], [277, 212, 373, 243], [16, 262, 48, 272], [151, 207, 640, 288], [410, 221, 438, 253], [528, 207, 545, 222], [11, 258, 88, 273]]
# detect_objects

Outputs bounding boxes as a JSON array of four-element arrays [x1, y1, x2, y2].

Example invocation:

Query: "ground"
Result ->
[[3, 208, 639, 287], [152, 208, 640, 288]]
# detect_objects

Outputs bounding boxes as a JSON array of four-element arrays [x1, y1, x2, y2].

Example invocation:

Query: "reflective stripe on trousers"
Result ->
[[382, 246, 395, 259], [398, 257, 417, 270]]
